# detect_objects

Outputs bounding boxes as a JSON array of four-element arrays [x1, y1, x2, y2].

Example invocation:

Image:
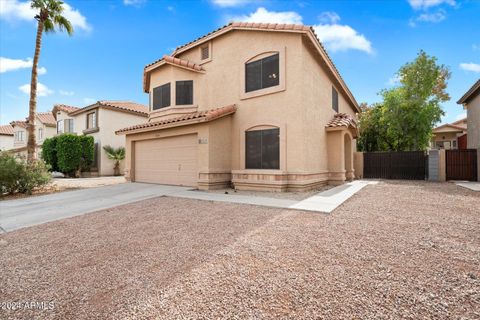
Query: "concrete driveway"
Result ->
[[0, 183, 191, 233]]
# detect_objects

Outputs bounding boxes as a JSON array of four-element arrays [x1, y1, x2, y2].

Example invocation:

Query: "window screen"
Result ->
[[332, 86, 339, 112], [152, 83, 171, 110], [245, 128, 280, 169], [176, 80, 193, 105], [87, 112, 97, 129], [57, 120, 64, 134], [65, 119, 74, 133], [245, 53, 279, 93]]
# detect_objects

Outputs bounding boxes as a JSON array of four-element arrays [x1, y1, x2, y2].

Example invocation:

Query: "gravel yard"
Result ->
[[1, 181, 479, 319]]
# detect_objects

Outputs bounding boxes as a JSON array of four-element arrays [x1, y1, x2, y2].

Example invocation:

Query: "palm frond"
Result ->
[[103, 145, 126, 161], [54, 15, 73, 35]]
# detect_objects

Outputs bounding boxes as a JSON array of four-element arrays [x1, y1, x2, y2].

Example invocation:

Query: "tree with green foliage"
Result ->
[[41, 136, 58, 171], [47, 135, 94, 176], [358, 50, 450, 151], [26, 0, 73, 162], [103, 145, 125, 176]]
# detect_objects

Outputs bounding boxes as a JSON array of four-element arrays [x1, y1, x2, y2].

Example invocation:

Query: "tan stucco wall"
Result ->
[[135, 30, 358, 190], [466, 94, 480, 149], [0, 135, 13, 151]]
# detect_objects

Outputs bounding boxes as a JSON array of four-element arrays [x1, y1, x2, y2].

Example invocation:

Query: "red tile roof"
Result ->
[[36, 112, 56, 127], [10, 120, 28, 129], [116, 104, 236, 134], [146, 55, 205, 72], [143, 22, 359, 113], [325, 113, 358, 137], [53, 104, 80, 113], [457, 79, 480, 104], [0, 124, 14, 136], [433, 123, 467, 132], [69, 100, 149, 117]]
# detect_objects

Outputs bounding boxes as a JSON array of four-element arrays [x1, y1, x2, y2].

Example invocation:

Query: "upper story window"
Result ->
[[38, 128, 43, 140], [57, 120, 64, 134], [332, 87, 339, 113], [14, 131, 24, 142], [245, 128, 280, 170], [176, 80, 193, 105], [65, 119, 74, 133], [200, 45, 209, 60], [152, 83, 171, 110], [87, 112, 97, 129], [57, 119, 74, 134], [245, 53, 279, 93]]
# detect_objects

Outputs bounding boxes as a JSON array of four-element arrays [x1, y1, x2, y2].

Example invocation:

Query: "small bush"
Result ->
[[54, 134, 94, 176], [0, 152, 51, 195], [41, 136, 59, 172]]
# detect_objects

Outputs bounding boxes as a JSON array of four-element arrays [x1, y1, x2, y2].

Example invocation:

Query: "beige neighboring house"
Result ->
[[117, 22, 360, 191], [457, 79, 480, 149], [431, 118, 468, 150], [9, 112, 56, 158], [52, 101, 148, 176], [0, 124, 14, 151]]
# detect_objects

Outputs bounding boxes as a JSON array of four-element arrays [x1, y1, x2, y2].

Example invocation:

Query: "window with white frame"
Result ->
[[57, 120, 64, 134], [38, 127, 43, 140], [14, 131, 24, 142]]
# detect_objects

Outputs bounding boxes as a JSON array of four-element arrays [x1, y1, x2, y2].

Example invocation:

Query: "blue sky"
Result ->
[[0, 0, 479, 126]]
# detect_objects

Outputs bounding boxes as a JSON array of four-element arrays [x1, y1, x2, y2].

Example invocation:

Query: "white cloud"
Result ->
[[318, 11, 340, 24], [408, 0, 455, 10], [83, 97, 96, 105], [387, 74, 401, 86], [455, 112, 466, 121], [19, 82, 54, 97], [416, 9, 446, 23], [229, 7, 303, 24], [0, 57, 47, 74], [473, 44, 480, 51], [0, 0, 91, 31], [212, 0, 253, 7], [459, 63, 480, 73], [59, 90, 74, 96], [123, 0, 147, 6], [313, 13, 373, 54]]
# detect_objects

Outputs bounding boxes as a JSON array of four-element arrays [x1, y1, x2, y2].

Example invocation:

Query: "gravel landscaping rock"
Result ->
[[1, 180, 479, 319]]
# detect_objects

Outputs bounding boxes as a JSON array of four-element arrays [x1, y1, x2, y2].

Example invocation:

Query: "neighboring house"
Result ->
[[117, 22, 360, 191], [53, 101, 148, 176], [9, 112, 56, 158], [0, 124, 14, 151], [431, 118, 467, 150], [457, 79, 480, 149]]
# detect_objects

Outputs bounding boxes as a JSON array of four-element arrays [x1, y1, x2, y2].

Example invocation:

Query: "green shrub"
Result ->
[[55, 134, 95, 176], [80, 135, 94, 171], [41, 136, 59, 171], [0, 152, 51, 195]]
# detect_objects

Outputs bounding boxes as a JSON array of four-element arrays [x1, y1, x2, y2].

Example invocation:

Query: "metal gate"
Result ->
[[364, 151, 428, 180], [446, 149, 477, 181]]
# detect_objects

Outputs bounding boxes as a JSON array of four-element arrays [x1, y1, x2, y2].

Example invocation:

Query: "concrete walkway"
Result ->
[[455, 181, 480, 191], [0, 180, 373, 233]]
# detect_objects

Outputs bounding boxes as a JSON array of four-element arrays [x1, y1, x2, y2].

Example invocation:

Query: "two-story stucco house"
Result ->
[[52, 101, 148, 176], [457, 79, 480, 149], [431, 118, 468, 150], [117, 22, 360, 191], [9, 112, 56, 158], [0, 125, 14, 151]]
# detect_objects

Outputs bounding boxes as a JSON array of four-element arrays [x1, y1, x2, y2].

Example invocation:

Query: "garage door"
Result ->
[[134, 134, 198, 186]]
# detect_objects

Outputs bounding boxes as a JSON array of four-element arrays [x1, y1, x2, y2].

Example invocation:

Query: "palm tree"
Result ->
[[27, 0, 73, 162], [103, 146, 126, 176]]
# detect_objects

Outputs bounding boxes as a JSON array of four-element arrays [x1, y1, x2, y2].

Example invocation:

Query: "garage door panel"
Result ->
[[134, 134, 198, 186]]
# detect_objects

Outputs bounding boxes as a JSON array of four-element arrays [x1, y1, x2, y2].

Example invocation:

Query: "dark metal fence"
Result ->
[[364, 151, 428, 180], [446, 149, 477, 181]]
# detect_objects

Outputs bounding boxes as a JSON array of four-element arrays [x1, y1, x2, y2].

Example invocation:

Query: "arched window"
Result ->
[[245, 127, 279, 169], [245, 53, 279, 93]]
